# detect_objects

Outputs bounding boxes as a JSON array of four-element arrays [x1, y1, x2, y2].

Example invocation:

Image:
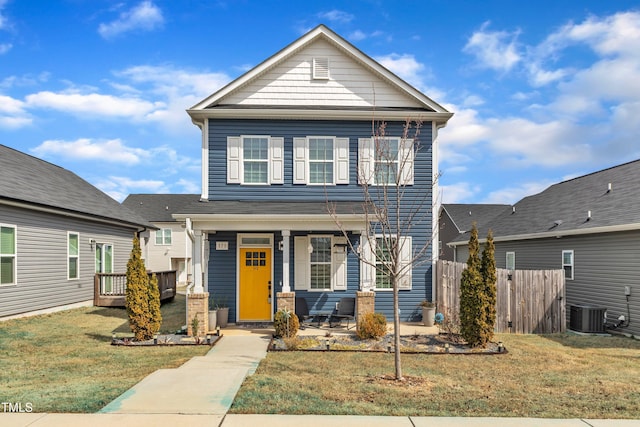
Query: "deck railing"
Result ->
[[94, 270, 177, 307]]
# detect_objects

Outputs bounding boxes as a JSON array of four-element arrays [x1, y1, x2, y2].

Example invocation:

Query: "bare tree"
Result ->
[[328, 119, 437, 381]]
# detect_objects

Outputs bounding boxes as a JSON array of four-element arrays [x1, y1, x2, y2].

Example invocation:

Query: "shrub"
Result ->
[[356, 312, 387, 340], [125, 236, 162, 341], [274, 309, 299, 338]]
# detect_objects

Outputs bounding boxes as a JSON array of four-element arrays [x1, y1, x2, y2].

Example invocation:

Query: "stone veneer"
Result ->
[[187, 292, 209, 337], [356, 291, 376, 328], [276, 292, 295, 312]]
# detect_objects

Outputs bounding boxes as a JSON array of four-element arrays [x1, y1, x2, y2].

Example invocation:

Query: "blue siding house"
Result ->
[[176, 25, 452, 323]]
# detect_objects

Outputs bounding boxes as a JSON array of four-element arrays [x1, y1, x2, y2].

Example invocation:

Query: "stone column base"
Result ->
[[277, 292, 295, 313], [356, 291, 376, 330], [187, 292, 209, 337]]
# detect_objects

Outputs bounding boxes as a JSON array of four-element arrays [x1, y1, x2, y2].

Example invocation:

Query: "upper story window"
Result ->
[[293, 136, 349, 185], [68, 232, 79, 280], [1, 225, 16, 286], [243, 137, 269, 184], [227, 135, 284, 185], [358, 137, 414, 186], [309, 138, 334, 184], [156, 228, 172, 245]]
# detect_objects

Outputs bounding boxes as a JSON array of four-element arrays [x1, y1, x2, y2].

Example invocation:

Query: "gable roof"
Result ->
[[0, 144, 153, 230], [188, 25, 452, 124], [441, 204, 510, 234], [122, 194, 201, 222], [450, 159, 640, 245]]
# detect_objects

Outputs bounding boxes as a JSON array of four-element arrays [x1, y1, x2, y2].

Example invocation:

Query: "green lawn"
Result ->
[[0, 295, 209, 413], [230, 333, 640, 419]]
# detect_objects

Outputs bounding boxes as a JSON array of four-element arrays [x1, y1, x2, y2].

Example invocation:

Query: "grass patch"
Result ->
[[231, 333, 640, 418], [0, 295, 209, 413]]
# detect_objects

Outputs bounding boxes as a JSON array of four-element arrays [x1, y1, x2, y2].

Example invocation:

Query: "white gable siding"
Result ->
[[222, 39, 423, 109]]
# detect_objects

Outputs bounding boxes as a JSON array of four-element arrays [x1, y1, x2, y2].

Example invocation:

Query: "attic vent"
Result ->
[[313, 57, 330, 80]]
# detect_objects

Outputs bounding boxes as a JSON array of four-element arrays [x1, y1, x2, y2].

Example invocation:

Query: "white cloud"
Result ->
[[374, 53, 432, 91], [32, 138, 150, 165], [0, 0, 8, 30], [98, 1, 164, 40], [317, 10, 354, 24], [175, 178, 200, 194], [439, 182, 482, 204], [483, 180, 553, 205], [96, 176, 168, 202], [0, 43, 11, 54], [0, 95, 30, 129], [25, 90, 164, 119], [463, 21, 521, 72]]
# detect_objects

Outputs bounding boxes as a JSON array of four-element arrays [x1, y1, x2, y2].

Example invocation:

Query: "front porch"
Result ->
[[93, 270, 178, 307]]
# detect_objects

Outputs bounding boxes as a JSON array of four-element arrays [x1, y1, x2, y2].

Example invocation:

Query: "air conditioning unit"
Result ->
[[569, 304, 606, 333]]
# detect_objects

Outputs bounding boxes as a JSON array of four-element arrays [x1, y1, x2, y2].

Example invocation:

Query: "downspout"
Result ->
[[185, 218, 195, 329]]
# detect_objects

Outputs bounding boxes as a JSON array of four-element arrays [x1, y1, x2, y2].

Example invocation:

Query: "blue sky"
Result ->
[[2, 1, 640, 204]]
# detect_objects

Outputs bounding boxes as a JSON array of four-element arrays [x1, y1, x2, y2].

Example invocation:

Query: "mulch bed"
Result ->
[[111, 334, 222, 346], [270, 333, 507, 354]]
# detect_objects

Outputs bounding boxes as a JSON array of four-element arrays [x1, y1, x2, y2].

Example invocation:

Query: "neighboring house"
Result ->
[[174, 25, 452, 323], [439, 203, 509, 261], [122, 194, 199, 287], [0, 144, 153, 318], [449, 160, 640, 337]]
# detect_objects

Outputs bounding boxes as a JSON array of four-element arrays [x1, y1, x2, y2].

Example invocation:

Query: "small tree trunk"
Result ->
[[393, 278, 403, 380]]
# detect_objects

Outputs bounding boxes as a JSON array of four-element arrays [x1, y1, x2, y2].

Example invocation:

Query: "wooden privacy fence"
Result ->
[[436, 260, 566, 334]]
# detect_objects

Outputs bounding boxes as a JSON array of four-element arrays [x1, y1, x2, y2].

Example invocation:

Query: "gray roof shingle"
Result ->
[[451, 159, 640, 243], [0, 144, 153, 229], [442, 204, 510, 233], [122, 194, 201, 222]]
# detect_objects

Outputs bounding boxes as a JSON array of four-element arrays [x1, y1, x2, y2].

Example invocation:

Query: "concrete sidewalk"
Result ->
[[2, 413, 639, 426]]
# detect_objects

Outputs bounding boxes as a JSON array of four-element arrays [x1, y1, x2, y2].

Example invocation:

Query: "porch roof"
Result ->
[[173, 200, 367, 231]]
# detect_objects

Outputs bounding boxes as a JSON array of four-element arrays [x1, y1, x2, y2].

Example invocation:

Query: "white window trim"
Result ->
[[227, 135, 284, 185], [293, 136, 349, 185], [307, 136, 336, 186], [506, 252, 515, 271], [155, 228, 172, 246], [358, 137, 414, 186], [562, 250, 574, 280], [68, 231, 79, 280], [294, 235, 348, 292], [0, 224, 17, 286]]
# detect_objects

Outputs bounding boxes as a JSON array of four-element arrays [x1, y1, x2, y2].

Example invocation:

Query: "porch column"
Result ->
[[281, 230, 291, 292], [192, 230, 205, 294]]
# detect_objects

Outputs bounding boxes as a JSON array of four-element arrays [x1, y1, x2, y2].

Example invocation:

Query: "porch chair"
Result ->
[[329, 297, 356, 330], [295, 297, 314, 329]]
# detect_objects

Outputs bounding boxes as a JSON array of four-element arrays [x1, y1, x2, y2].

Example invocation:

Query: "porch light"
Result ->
[[90, 239, 96, 250]]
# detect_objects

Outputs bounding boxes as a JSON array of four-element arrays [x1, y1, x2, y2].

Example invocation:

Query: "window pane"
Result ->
[[241, 237, 271, 245], [243, 137, 268, 160], [69, 258, 78, 279], [309, 138, 333, 161], [164, 229, 172, 244], [1, 226, 15, 255], [244, 161, 268, 183], [564, 266, 572, 279], [69, 234, 79, 256], [1, 257, 14, 284], [309, 162, 333, 184], [156, 230, 163, 245], [563, 252, 572, 264], [310, 237, 331, 262], [310, 264, 331, 289]]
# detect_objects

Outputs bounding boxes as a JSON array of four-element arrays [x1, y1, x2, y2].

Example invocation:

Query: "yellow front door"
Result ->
[[239, 248, 272, 321]]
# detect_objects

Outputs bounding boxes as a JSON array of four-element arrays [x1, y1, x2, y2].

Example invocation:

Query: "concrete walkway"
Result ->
[[2, 325, 639, 426]]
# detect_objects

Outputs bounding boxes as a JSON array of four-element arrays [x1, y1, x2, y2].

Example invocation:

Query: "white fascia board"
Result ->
[[187, 108, 453, 125], [173, 213, 367, 232], [448, 222, 640, 246]]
